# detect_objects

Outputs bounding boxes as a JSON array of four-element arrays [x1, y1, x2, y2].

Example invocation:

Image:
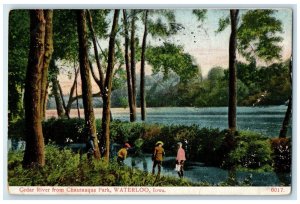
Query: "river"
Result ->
[[47, 105, 292, 137], [123, 154, 286, 186]]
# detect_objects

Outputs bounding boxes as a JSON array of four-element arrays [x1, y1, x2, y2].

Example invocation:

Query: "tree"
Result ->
[[8, 10, 30, 122], [76, 9, 100, 159], [122, 9, 135, 122], [101, 9, 120, 161], [140, 10, 149, 121], [279, 56, 292, 138], [23, 10, 53, 167], [140, 10, 185, 120], [228, 9, 239, 133], [146, 43, 199, 83], [49, 60, 64, 117], [217, 9, 283, 132], [130, 10, 137, 121], [40, 10, 54, 120]]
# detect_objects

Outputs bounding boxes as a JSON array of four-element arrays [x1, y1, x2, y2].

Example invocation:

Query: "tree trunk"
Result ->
[[65, 68, 80, 116], [51, 76, 64, 117], [228, 9, 239, 133], [23, 10, 46, 167], [40, 10, 54, 120], [123, 10, 135, 122], [130, 10, 137, 121], [75, 67, 81, 119], [76, 9, 100, 159], [140, 10, 148, 121], [102, 9, 120, 161], [58, 82, 70, 119], [279, 57, 292, 138], [86, 10, 105, 94]]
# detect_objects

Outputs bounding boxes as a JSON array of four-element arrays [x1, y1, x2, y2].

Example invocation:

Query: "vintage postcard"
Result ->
[[6, 6, 293, 196]]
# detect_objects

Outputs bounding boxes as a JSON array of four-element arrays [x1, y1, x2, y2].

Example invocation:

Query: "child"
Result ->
[[152, 141, 165, 176], [176, 142, 186, 178], [117, 143, 131, 165]]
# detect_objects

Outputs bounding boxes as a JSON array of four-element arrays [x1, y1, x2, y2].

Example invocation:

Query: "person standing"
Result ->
[[87, 135, 96, 162], [176, 142, 186, 178], [152, 141, 165, 176], [117, 143, 131, 165]]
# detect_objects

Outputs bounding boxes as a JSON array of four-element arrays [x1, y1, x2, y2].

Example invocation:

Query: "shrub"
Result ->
[[226, 131, 273, 172], [270, 137, 291, 173]]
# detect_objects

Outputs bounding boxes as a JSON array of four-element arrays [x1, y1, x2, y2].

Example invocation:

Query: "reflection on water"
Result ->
[[124, 154, 287, 186]]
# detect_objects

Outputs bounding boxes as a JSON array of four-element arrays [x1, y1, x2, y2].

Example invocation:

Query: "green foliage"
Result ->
[[270, 137, 291, 173], [42, 118, 87, 145], [146, 43, 199, 83], [226, 131, 273, 172], [216, 16, 230, 33], [192, 9, 207, 22], [237, 10, 283, 62], [144, 59, 290, 107], [8, 10, 30, 121], [9, 118, 282, 178], [53, 10, 78, 61], [8, 145, 205, 186]]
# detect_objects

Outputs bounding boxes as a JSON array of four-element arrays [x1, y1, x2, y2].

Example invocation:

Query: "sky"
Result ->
[[145, 9, 293, 77]]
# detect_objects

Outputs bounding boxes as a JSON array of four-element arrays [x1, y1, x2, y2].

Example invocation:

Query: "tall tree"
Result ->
[[217, 9, 283, 133], [228, 9, 239, 133], [279, 56, 292, 138], [122, 9, 135, 122], [76, 9, 100, 159], [23, 10, 53, 167], [40, 10, 54, 120], [140, 9, 184, 120], [130, 10, 137, 121], [140, 10, 149, 121], [101, 9, 120, 161]]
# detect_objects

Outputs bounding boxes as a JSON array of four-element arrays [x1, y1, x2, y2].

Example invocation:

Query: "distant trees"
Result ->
[[23, 10, 53, 167]]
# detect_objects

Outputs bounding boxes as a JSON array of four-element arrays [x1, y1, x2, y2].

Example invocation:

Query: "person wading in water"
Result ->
[[176, 142, 186, 178], [152, 141, 165, 176]]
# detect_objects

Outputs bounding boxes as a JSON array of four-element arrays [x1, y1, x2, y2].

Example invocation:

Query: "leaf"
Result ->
[[216, 16, 230, 33]]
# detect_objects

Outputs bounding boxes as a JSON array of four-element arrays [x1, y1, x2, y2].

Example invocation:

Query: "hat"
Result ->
[[156, 141, 164, 145], [177, 142, 182, 145], [124, 143, 131, 148]]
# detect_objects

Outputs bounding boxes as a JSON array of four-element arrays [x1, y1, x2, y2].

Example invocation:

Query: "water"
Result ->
[[108, 106, 291, 137], [12, 106, 291, 186], [124, 154, 285, 186]]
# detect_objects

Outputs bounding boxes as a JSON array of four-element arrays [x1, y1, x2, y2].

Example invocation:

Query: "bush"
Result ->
[[43, 118, 87, 145], [270, 137, 291, 173], [226, 131, 273, 172]]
